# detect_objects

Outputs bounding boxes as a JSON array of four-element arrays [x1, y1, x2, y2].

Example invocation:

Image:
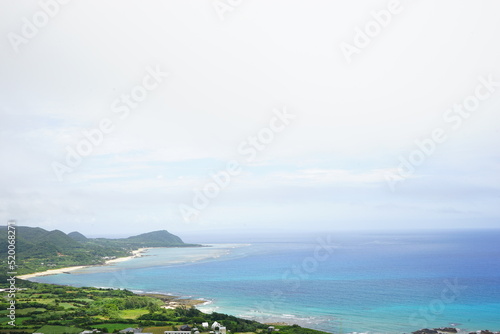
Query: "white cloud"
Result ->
[[1, 0, 499, 233]]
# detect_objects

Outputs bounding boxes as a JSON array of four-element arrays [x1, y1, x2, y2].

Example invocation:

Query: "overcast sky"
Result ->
[[1, 0, 499, 237]]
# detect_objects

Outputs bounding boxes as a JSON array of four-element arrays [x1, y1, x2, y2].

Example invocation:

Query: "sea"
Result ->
[[30, 229, 500, 334]]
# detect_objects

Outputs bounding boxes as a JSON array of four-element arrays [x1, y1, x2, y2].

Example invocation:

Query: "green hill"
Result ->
[[37, 229, 82, 250], [68, 231, 89, 242], [12, 225, 48, 239], [125, 230, 185, 246]]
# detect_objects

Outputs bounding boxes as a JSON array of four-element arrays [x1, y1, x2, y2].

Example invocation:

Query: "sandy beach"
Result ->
[[103, 247, 148, 264], [17, 247, 149, 280]]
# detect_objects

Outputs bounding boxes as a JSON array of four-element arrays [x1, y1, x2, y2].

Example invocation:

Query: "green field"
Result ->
[[119, 308, 150, 319], [14, 307, 46, 316], [92, 323, 139, 331], [35, 325, 86, 333]]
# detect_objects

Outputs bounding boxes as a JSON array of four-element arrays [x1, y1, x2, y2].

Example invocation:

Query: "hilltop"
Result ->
[[126, 230, 185, 246], [68, 231, 88, 242], [0, 225, 199, 275]]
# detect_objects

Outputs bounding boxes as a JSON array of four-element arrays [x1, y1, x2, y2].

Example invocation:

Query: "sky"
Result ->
[[1, 0, 499, 238]]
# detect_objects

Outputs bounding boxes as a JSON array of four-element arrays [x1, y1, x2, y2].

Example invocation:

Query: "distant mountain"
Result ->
[[68, 231, 89, 242], [125, 230, 184, 246], [37, 229, 81, 250], [8, 226, 49, 240], [0, 225, 198, 274], [0, 226, 81, 254]]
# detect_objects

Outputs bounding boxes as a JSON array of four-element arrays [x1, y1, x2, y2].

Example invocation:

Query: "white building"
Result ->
[[212, 321, 222, 330]]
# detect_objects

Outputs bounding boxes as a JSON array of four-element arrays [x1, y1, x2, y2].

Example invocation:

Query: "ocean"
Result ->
[[30, 230, 500, 333]]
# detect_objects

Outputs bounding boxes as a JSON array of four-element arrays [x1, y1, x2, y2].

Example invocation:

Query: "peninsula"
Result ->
[[0, 225, 200, 275]]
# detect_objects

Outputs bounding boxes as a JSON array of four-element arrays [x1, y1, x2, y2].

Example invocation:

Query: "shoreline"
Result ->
[[139, 292, 206, 309], [17, 244, 240, 280], [17, 247, 149, 280]]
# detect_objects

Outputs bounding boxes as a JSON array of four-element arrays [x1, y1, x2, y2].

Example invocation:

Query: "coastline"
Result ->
[[139, 292, 206, 308], [17, 247, 149, 280]]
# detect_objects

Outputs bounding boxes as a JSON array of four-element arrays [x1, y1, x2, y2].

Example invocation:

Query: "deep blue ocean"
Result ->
[[31, 230, 500, 333]]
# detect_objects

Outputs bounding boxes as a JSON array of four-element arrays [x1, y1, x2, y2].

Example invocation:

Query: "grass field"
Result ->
[[4, 316, 31, 326], [31, 298, 56, 304], [15, 307, 46, 315], [74, 298, 94, 303], [35, 325, 86, 333], [92, 323, 139, 331], [59, 302, 78, 309], [119, 308, 150, 319]]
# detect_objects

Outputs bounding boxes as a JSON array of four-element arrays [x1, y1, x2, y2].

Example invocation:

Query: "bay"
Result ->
[[31, 230, 500, 333]]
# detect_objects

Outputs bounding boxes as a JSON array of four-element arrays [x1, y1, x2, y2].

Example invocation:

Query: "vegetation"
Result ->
[[33, 325, 86, 333], [0, 276, 330, 334], [0, 226, 200, 275]]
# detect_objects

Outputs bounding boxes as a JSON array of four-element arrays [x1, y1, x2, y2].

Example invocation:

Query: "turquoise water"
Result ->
[[31, 230, 500, 333]]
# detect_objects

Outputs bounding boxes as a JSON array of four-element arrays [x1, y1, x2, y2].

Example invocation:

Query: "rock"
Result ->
[[413, 329, 438, 334]]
